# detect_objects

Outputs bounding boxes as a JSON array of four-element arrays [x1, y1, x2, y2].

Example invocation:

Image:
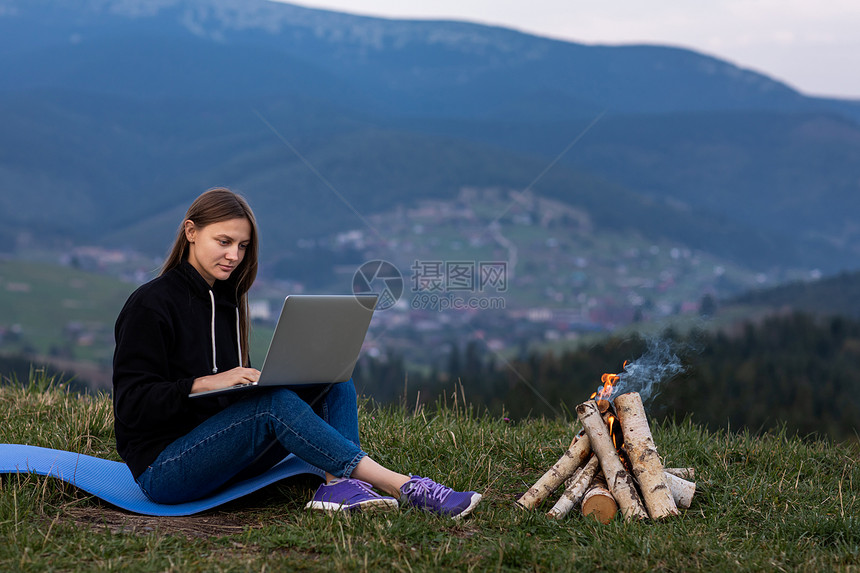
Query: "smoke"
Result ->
[[612, 337, 685, 406]]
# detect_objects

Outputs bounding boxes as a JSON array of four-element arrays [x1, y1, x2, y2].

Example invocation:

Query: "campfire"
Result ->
[[517, 363, 696, 523]]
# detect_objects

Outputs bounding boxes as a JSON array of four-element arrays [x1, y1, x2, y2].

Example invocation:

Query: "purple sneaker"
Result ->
[[305, 479, 399, 513], [399, 476, 482, 519]]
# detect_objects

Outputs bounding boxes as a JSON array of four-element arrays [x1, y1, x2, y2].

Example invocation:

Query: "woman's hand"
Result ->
[[190, 367, 261, 394]]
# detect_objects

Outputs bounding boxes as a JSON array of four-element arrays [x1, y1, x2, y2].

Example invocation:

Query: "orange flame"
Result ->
[[606, 414, 619, 449], [589, 360, 628, 405], [586, 362, 631, 467]]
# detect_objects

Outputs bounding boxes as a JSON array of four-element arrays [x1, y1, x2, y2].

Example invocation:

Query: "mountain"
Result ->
[[1, 0, 859, 275], [405, 111, 860, 267], [2, 0, 853, 118]]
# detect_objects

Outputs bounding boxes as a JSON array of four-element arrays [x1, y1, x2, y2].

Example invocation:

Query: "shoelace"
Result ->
[[405, 477, 452, 503], [346, 479, 380, 497]]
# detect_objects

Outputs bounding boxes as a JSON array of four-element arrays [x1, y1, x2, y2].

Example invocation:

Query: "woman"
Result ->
[[112, 188, 481, 518]]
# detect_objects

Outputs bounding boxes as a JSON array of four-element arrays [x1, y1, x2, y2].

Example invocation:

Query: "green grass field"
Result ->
[[0, 259, 292, 379], [0, 259, 134, 364], [1, 374, 858, 572]]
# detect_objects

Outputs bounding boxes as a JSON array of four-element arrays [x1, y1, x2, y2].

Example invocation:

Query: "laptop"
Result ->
[[189, 294, 377, 398]]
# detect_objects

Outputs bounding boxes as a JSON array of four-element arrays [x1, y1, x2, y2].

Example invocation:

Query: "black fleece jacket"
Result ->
[[112, 261, 244, 479]]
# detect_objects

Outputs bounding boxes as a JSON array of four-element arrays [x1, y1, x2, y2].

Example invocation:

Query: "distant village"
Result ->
[[3, 186, 804, 380]]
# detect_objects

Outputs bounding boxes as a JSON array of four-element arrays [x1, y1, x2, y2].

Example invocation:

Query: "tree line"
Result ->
[[355, 311, 860, 442], [4, 309, 859, 442]]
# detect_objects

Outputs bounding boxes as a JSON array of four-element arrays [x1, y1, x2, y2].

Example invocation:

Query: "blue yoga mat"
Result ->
[[0, 444, 325, 516]]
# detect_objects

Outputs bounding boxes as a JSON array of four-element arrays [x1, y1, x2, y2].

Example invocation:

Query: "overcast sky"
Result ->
[[279, 0, 860, 99]]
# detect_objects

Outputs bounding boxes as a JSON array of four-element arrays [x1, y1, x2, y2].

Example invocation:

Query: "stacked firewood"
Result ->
[[517, 392, 696, 522]]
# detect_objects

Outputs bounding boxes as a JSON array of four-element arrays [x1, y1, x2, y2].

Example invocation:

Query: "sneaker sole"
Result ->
[[305, 498, 399, 513], [451, 492, 483, 520]]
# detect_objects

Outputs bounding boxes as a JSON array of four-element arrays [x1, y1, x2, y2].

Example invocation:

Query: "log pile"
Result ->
[[517, 391, 696, 522]]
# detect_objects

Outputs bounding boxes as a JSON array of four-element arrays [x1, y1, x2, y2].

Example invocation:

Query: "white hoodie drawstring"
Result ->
[[209, 290, 218, 374], [208, 290, 244, 373], [235, 306, 243, 367]]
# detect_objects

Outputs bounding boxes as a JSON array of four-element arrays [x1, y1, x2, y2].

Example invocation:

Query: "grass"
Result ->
[[1, 373, 859, 572]]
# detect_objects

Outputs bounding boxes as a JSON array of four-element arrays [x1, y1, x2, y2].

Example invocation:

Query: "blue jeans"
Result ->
[[136, 381, 365, 504]]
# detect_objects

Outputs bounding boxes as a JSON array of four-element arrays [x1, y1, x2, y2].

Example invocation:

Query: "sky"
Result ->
[[279, 0, 860, 99]]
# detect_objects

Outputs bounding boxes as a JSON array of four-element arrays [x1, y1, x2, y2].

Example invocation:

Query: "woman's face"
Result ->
[[185, 217, 252, 287]]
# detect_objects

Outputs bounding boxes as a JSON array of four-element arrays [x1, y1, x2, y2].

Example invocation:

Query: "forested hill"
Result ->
[[352, 269, 860, 441], [353, 311, 860, 442], [0, 0, 859, 274], [729, 270, 860, 319]]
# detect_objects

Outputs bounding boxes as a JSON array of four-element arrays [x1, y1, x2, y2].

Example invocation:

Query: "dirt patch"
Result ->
[[62, 505, 267, 538], [44, 474, 322, 538]]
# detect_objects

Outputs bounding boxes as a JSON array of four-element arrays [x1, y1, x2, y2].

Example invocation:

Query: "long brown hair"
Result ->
[[162, 187, 259, 366]]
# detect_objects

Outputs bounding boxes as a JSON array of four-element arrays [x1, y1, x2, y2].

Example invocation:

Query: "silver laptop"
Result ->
[[190, 294, 377, 398]]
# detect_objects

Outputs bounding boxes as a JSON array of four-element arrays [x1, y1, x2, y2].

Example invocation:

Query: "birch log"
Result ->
[[547, 455, 599, 519], [614, 392, 678, 520], [576, 400, 648, 520], [664, 468, 695, 480], [581, 474, 618, 524], [663, 471, 696, 509], [516, 432, 592, 510]]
